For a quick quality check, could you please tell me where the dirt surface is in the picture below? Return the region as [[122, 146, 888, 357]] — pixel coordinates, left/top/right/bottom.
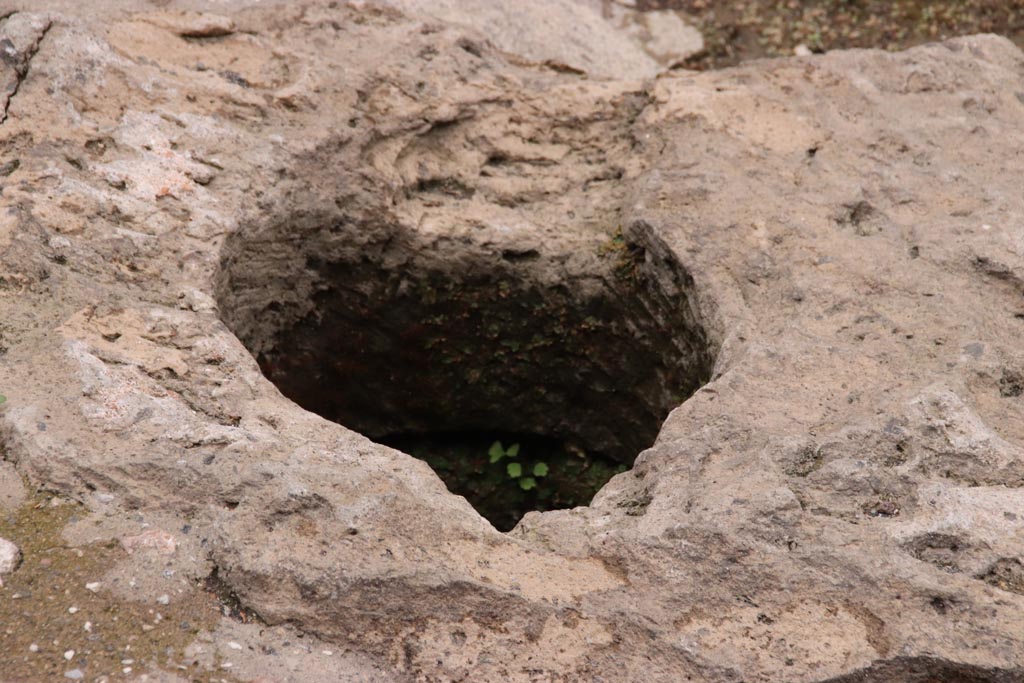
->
[[0, 495, 224, 683], [0, 2, 1023, 682], [641, 0, 1024, 69], [0, 489, 394, 683]]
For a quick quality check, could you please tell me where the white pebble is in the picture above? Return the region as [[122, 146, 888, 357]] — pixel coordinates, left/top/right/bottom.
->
[[29, 643, 38, 652], [0, 537, 20, 575], [122, 667, 132, 674], [84, 622, 92, 632], [64, 649, 75, 660], [157, 594, 170, 605], [85, 582, 102, 592], [228, 641, 242, 650], [322, 650, 333, 656], [68, 606, 79, 614], [64, 669, 84, 680]]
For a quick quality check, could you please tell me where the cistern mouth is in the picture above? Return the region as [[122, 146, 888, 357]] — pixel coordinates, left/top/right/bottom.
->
[[216, 215, 713, 530]]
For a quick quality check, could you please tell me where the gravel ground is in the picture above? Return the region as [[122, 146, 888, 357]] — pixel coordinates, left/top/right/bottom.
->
[[0, 496, 234, 683], [636, 0, 1024, 69]]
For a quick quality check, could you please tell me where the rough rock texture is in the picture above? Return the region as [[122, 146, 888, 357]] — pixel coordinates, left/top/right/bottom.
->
[[382, 0, 703, 78], [380, 0, 653, 79], [584, 0, 704, 69], [0, 1, 1022, 682], [0, 461, 26, 511]]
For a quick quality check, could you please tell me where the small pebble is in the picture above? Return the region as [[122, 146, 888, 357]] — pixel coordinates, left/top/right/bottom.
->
[[0, 537, 20, 577], [84, 622, 92, 632], [64, 669, 84, 680], [68, 606, 79, 614], [121, 529, 177, 555], [228, 642, 242, 650], [157, 594, 170, 605], [64, 649, 75, 660], [85, 582, 102, 592], [29, 643, 38, 652], [122, 667, 132, 674], [48, 235, 72, 250]]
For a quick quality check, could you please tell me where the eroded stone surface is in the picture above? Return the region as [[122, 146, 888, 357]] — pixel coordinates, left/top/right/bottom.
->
[[0, 1, 1022, 681], [380, 0, 700, 79], [0, 460, 27, 511]]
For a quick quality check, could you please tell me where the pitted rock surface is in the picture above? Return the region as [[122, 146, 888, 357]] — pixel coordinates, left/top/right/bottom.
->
[[0, 2, 1022, 682]]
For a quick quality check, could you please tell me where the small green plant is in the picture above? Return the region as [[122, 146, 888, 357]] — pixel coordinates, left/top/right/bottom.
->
[[384, 432, 628, 531], [488, 440, 549, 491], [0, 395, 6, 406], [488, 440, 518, 462]]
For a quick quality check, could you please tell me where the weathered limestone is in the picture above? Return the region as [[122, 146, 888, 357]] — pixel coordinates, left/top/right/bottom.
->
[[0, 1, 1022, 681], [380, 0, 703, 78]]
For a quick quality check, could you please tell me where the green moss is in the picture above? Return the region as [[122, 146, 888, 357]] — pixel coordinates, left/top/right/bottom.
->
[[598, 227, 645, 284]]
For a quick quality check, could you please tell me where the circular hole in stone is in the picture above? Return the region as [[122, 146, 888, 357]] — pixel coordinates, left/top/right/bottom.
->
[[216, 214, 713, 531]]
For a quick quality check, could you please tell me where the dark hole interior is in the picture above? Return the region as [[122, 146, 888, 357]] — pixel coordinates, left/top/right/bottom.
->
[[217, 218, 713, 530], [382, 431, 628, 532]]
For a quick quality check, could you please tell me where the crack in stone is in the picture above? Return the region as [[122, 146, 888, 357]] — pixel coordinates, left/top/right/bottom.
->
[[0, 15, 52, 125]]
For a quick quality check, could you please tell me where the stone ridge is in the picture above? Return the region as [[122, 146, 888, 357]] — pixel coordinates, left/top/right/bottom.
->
[[0, 2, 1022, 682]]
